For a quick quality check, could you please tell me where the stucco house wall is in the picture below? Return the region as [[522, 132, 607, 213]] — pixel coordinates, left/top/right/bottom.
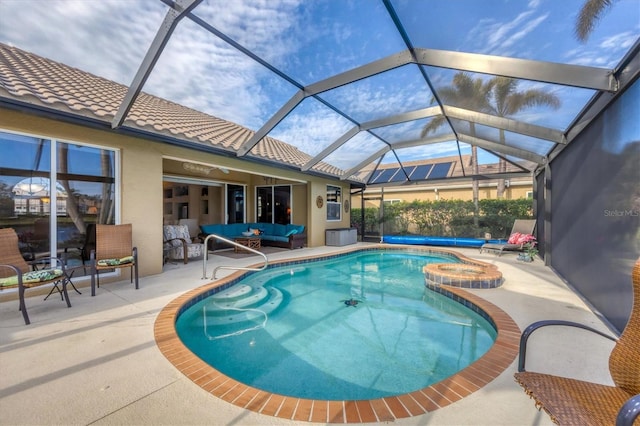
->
[[1, 108, 352, 277]]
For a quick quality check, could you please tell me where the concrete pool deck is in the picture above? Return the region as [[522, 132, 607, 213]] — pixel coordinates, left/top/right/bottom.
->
[[0, 243, 618, 425]]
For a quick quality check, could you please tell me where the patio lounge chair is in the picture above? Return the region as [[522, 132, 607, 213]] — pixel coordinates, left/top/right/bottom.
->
[[90, 224, 139, 296], [0, 228, 71, 325], [479, 219, 536, 256], [514, 257, 640, 425]]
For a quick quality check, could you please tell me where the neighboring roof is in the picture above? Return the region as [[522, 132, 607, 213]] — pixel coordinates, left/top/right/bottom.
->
[[0, 43, 345, 179], [355, 154, 527, 185]]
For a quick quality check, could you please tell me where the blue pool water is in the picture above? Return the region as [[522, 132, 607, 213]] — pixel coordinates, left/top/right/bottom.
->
[[176, 250, 497, 400]]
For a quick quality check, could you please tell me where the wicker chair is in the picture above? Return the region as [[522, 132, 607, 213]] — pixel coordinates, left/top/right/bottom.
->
[[0, 228, 71, 325], [89, 224, 139, 297], [514, 257, 640, 425]]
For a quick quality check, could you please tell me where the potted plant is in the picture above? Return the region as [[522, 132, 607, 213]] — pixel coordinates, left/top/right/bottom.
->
[[518, 239, 538, 262]]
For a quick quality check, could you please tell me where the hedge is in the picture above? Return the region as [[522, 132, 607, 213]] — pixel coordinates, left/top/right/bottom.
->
[[351, 198, 533, 239]]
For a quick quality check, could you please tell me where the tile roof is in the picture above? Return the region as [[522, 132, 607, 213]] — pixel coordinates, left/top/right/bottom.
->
[[0, 43, 344, 178]]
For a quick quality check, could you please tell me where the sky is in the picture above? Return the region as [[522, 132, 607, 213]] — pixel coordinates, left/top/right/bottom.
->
[[0, 0, 638, 173]]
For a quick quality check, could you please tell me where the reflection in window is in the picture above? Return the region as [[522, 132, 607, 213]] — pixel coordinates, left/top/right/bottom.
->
[[327, 185, 341, 221], [227, 184, 245, 224], [0, 131, 117, 269], [256, 185, 291, 225]]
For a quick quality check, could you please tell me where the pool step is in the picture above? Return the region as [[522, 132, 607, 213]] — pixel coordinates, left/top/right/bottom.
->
[[200, 286, 284, 325], [206, 284, 270, 313]]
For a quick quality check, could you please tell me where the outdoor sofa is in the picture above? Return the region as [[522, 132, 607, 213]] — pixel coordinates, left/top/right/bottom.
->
[[200, 222, 306, 251]]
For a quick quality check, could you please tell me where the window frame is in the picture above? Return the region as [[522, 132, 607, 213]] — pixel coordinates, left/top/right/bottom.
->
[[326, 185, 342, 222], [0, 128, 120, 260]]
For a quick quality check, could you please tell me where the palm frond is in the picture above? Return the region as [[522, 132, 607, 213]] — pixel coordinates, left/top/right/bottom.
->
[[575, 0, 616, 42]]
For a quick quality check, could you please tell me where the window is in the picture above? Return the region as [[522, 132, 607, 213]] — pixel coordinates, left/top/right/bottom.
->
[[326, 185, 341, 221], [226, 184, 245, 224], [383, 199, 401, 205], [0, 130, 117, 265], [256, 185, 291, 224]]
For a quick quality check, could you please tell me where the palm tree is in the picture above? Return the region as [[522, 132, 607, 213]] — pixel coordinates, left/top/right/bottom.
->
[[485, 77, 560, 197], [422, 72, 492, 228], [575, 0, 618, 42]]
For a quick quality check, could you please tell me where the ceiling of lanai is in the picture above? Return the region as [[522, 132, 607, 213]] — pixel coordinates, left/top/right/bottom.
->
[[0, 0, 638, 187]]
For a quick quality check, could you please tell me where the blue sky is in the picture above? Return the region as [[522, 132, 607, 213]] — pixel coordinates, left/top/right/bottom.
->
[[0, 0, 638, 172]]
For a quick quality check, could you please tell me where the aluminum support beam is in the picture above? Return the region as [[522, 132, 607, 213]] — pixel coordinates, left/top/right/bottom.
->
[[414, 48, 617, 92], [112, 0, 202, 128], [361, 106, 441, 130], [341, 147, 391, 180], [443, 105, 567, 144], [366, 171, 531, 188], [361, 156, 385, 186], [305, 50, 414, 96], [238, 51, 418, 158], [391, 133, 457, 150], [458, 133, 546, 164], [337, 133, 457, 180], [236, 91, 306, 156], [302, 127, 360, 171], [544, 163, 552, 266], [562, 39, 640, 149], [303, 106, 442, 171]]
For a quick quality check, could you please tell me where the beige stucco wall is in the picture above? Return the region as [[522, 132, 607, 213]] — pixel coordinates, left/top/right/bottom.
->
[[291, 184, 307, 226], [306, 180, 352, 246], [1, 108, 353, 277]]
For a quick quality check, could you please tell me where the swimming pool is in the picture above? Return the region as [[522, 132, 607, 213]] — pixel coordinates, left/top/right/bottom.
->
[[155, 246, 520, 422], [177, 250, 495, 400]]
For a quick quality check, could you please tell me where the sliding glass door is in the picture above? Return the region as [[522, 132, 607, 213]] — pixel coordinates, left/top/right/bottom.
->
[[226, 184, 245, 224], [256, 185, 291, 225], [256, 187, 272, 223]]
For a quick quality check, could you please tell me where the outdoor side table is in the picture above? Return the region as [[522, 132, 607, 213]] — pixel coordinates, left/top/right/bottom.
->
[[233, 236, 261, 253]]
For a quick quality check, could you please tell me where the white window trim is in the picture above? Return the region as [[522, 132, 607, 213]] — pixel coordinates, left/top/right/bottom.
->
[[326, 185, 342, 222]]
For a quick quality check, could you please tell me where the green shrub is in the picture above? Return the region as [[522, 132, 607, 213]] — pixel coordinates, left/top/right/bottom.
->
[[352, 198, 534, 239]]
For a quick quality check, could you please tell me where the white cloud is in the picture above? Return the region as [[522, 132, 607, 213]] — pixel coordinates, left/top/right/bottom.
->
[[395, 141, 461, 163], [0, 0, 165, 84], [472, 8, 549, 57], [269, 103, 354, 156], [564, 30, 638, 68], [323, 132, 388, 170], [0, 0, 306, 129]]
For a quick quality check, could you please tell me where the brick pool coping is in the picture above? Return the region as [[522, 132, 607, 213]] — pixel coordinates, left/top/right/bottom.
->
[[154, 245, 520, 423]]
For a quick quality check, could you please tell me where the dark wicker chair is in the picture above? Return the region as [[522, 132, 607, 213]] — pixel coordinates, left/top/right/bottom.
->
[[0, 228, 71, 325], [90, 224, 139, 296], [514, 257, 640, 425]]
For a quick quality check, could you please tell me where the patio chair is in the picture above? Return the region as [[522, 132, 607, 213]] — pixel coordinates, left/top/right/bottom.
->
[[163, 224, 203, 264], [0, 228, 71, 325], [178, 218, 202, 242], [514, 257, 640, 426], [90, 224, 139, 296], [479, 219, 536, 256]]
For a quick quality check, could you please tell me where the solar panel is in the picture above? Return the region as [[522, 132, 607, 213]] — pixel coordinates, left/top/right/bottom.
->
[[372, 168, 399, 183], [389, 166, 415, 182], [367, 169, 384, 183], [428, 162, 452, 179], [410, 164, 433, 180]]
